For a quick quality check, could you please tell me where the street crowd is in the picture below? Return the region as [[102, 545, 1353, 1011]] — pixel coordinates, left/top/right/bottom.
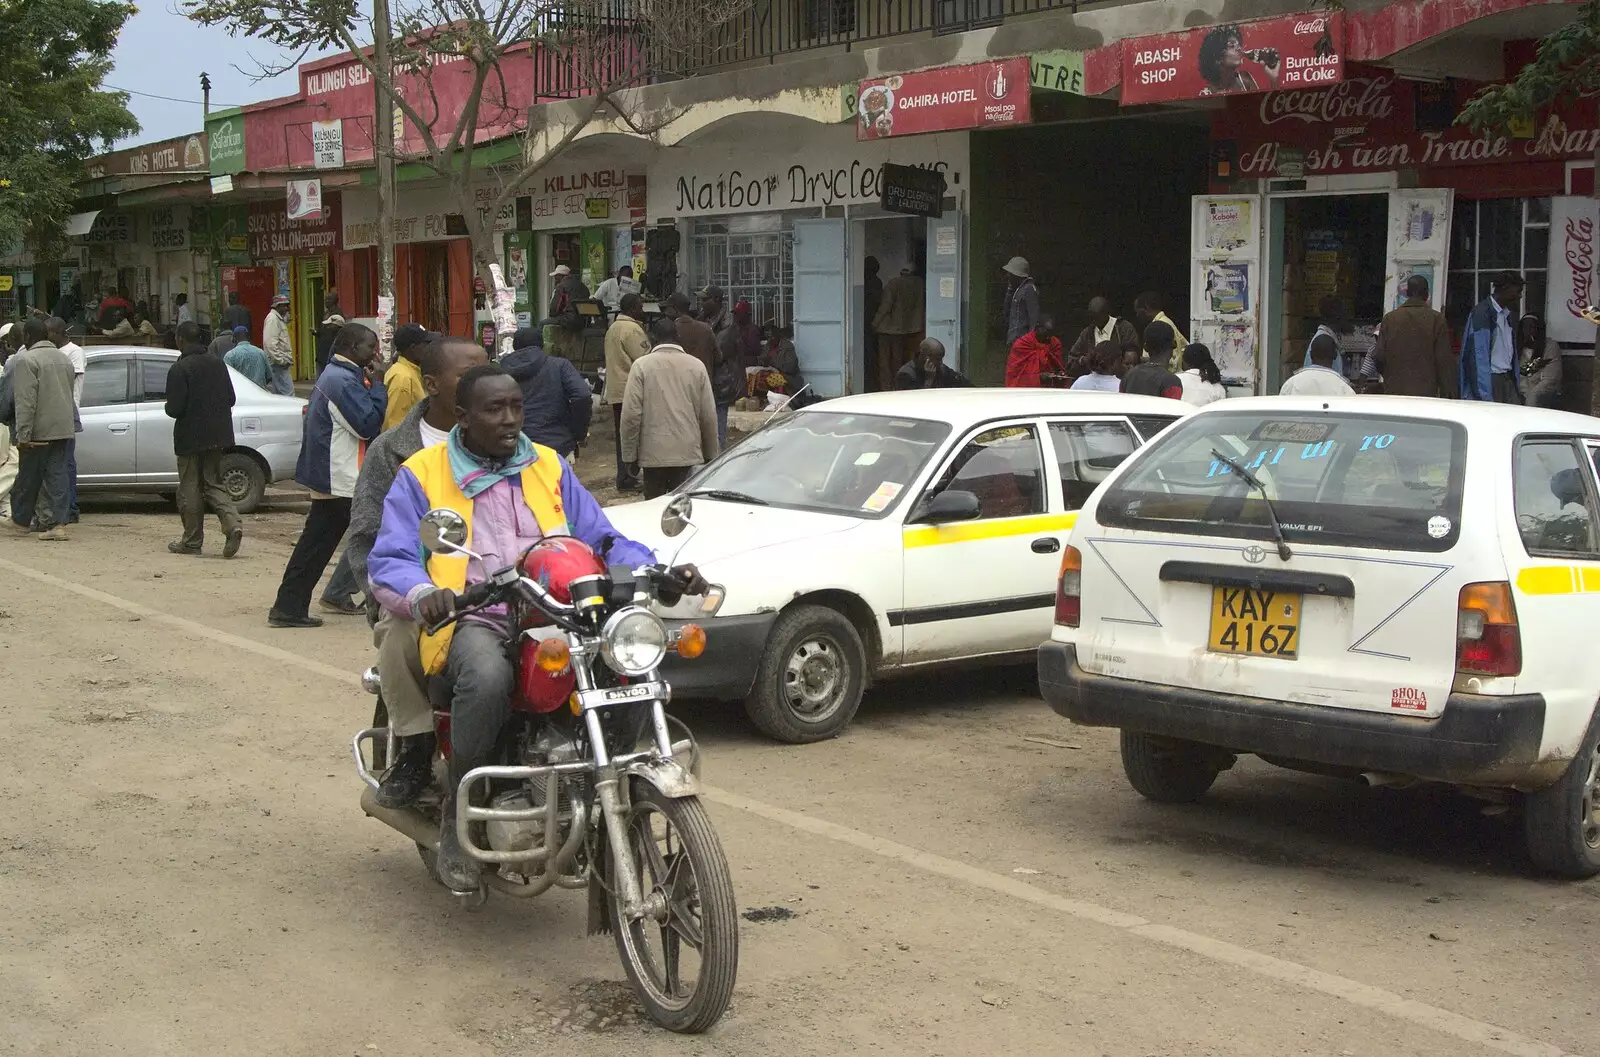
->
[[0, 260, 1575, 599], [996, 257, 1564, 408]]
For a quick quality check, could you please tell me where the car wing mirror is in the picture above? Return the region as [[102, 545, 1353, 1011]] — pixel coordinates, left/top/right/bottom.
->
[[913, 489, 982, 525]]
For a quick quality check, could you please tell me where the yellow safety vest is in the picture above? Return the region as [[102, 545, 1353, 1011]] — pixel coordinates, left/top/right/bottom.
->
[[402, 442, 570, 674]]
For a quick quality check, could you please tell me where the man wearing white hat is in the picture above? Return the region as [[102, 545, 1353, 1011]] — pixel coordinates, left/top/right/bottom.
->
[[262, 293, 295, 395], [1003, 256, 1039, 348], [544, 263, 590, 363]]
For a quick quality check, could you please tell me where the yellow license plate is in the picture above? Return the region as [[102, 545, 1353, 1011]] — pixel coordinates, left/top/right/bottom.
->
[[1208, 586, 1300, 659]]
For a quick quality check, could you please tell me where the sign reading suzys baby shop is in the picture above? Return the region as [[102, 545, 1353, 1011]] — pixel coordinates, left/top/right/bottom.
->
[[857, 58, 1030, 140], [1122, 12, 1344, 106]]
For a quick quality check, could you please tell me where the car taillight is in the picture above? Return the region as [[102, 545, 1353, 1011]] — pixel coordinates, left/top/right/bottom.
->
[[1456, 581, 1520, 677], [1055, 545, 1082, 627]]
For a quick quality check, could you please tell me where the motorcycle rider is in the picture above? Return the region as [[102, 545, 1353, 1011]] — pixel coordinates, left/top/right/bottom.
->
[[345, 336, 488, 810], [366, 363, 705, 892]]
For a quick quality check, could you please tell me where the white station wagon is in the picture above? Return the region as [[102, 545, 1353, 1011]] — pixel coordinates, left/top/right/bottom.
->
[[605, 388, 1190, 743], [1041, 396, 1600, 877]]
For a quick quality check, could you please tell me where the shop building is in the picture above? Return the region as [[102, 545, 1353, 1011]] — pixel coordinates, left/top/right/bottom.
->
[[530, 0, 1596, 394]]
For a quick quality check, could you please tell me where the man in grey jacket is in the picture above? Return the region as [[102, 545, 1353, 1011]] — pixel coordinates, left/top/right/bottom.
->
[[6, 317, 77, 540], [344, 336, 486, 808], [620, 316, 720, 499]]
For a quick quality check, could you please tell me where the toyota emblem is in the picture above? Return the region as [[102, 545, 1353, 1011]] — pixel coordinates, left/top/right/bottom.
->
[[1242, 544, 1267, 564]]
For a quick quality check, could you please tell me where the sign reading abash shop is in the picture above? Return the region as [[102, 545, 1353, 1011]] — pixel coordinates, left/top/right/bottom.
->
[[1122, 12, 1343, 106], [652, 126, 967, 220], [857, 58, 1030, 140]]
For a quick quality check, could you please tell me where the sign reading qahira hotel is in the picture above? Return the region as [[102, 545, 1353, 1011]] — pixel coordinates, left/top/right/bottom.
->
[[1121, 13, 1344, 106], [857, 58, 1030, 140]]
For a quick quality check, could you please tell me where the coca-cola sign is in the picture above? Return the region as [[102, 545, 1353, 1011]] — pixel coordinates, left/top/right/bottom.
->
[[1215, 63, 1600, 179], [1258, 76, 1395, 126], [1550, 197, 1599, 344], [1121, 12, 1344, 107]]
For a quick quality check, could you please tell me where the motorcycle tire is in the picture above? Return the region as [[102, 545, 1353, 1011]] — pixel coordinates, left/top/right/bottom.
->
[[609, 780, 739, 1033]]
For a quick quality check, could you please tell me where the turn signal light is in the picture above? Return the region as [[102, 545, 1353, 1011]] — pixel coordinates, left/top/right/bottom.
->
[[1456, 581, 1520, 677], [535, 636, 572, 673], [1055, 545, 1083, 627], [675, 623, 707, 659]]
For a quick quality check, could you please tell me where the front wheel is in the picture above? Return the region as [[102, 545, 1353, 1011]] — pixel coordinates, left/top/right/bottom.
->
[[743, 604, 866, 743], [609, 782, 739, 1033]]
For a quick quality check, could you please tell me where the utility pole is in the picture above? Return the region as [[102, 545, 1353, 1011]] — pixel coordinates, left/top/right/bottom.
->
[[372, 0, 398, 361], [200, 72, 211, 121]]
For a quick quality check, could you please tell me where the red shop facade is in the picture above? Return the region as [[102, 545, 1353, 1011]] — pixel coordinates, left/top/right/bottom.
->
[[1196, 60, 1598, 398]]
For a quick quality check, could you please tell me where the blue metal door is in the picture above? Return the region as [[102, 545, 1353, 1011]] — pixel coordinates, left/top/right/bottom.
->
[[924, 213, 963, 371], [791, 218, 847, 398]]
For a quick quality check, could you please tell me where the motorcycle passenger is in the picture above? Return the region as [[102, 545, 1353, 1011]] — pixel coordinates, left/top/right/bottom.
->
[[366, 364, 704, 892], [345, 336, 488, 810]]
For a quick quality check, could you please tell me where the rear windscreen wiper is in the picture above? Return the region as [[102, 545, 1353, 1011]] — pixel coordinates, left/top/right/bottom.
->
[[1211, 448, 1293, 561]]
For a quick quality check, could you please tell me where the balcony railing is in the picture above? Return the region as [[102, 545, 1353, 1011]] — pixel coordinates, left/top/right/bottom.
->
[[537, 0, 1084, 97]]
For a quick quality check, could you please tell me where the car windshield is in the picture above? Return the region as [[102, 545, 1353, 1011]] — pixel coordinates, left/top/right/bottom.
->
[[1098, 411, 1467, 552], [687, 411, 951, 518]]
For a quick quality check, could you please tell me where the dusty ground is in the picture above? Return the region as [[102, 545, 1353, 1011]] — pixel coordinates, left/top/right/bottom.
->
[[2, 435, 1597, 1056]]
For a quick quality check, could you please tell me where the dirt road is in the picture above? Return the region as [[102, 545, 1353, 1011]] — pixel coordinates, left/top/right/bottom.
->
[[1, 499, 1595, 1057]]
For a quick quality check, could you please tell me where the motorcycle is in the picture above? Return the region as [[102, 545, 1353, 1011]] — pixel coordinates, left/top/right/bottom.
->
[[352, 496, 738, 1033]]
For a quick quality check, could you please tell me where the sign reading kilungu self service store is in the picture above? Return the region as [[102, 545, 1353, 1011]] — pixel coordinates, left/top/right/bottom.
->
[[858, 58, 1031, 140], [1121, 12, 1344, 106]]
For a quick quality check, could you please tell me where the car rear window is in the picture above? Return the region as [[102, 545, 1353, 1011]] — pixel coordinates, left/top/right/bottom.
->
[[1098, 411, 1467, 552]]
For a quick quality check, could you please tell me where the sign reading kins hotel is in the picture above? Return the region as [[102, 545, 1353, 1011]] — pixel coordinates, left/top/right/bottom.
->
[[857, 58, 1031, 141]]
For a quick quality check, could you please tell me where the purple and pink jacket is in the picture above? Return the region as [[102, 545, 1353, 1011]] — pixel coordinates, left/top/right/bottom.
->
[[367, 452, 656, 633]]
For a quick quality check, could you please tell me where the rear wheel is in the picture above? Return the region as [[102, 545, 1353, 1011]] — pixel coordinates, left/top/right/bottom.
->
[[1523, 711, 1600, 878], [1120, 731, 1223, 803], [610, 782, 738, 1033], [219, 451, 267, 513], [743, 605, 866, 743]]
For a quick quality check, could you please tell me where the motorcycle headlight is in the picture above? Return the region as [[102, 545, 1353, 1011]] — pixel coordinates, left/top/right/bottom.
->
[[600, 606, 668, 676]]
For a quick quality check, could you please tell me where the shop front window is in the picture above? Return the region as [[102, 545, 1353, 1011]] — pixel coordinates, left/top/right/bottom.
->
[[685, 214, 794, 327], [1447, 198, 1549, 335]]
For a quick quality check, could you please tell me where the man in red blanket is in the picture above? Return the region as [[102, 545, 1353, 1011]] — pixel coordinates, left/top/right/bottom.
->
[[1005, 316, 1064, 388]]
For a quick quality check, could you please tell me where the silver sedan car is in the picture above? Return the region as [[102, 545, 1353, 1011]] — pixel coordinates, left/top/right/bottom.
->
[[76, 346, 306, 513]]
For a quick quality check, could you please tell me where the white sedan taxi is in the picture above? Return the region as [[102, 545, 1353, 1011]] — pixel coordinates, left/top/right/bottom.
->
[[1041, 396, 1600, 877], [604, 388, 1189, 743]]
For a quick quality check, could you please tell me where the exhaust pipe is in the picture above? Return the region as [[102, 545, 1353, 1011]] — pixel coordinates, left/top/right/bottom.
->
[[360, 786, 438, 850], [1359, 772, 1417, 789]]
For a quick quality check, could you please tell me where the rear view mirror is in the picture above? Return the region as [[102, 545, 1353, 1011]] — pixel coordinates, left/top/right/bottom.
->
[[915, 489, 981, 525], [419, 508, 469, 554], [661, 494, 694, 538]]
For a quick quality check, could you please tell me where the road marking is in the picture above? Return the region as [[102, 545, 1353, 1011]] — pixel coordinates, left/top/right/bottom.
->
[[1, 552, 1577, 1057], [0, 554, 359, 687]]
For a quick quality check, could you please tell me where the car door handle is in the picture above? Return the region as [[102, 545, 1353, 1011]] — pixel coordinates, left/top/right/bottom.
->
[[1031, 537, 1060, 553], [107, 423, 131, 434]]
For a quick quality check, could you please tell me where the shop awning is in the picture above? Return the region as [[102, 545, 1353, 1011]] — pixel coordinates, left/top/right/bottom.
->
[[64, 210, 101, 237]]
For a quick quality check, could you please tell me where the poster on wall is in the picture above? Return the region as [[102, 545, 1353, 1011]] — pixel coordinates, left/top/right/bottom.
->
[[1215, 322, 1255, 384], [287, 179, 325, 221], [312, 120, 345, 169], [857, 58, 1030, 140], [1122, 12, 1343, 106], [1202, 199, 1253, 252], [1393, 264, 1436, 310], [1205, 262, 1252, 314], [1550, 196, 1598, 344]]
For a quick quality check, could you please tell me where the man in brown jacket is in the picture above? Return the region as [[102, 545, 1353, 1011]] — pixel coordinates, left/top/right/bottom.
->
[[5, 316, 78, 540], [603, 293, 650, 491], [1370, 275, 1456, 398], [620, 316, 720, 499]]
